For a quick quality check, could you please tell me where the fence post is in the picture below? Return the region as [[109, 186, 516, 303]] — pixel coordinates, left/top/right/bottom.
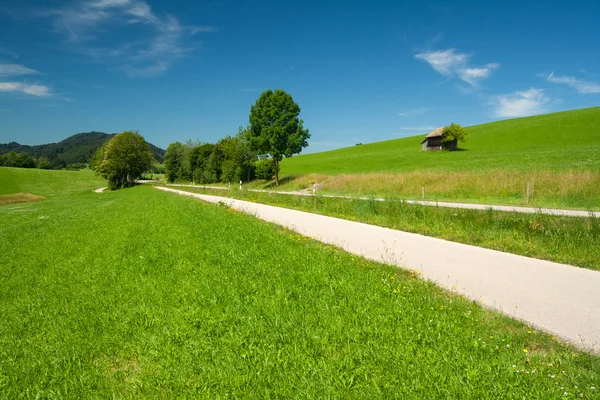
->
[[422, 186, 425, 199]]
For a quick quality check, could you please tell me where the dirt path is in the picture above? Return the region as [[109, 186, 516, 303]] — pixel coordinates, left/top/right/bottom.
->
[[156, 186, 600, 352], [164, 183, 600, 218]]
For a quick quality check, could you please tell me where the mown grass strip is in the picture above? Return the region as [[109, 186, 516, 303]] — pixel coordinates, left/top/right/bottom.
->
[[174, 186, 600, 271], [1, 185, 598, 398]]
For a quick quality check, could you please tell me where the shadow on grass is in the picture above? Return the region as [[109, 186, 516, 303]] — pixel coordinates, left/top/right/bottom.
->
[[263, 175, 298, 189]]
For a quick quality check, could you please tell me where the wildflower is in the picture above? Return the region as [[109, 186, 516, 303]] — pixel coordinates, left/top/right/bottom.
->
[[523, 349, 529, 353], [528, 330, 532, 334]]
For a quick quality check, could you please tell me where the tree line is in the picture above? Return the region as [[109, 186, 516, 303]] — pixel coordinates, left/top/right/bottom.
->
[[165, 89, 310, 185], [0, 152, 55, 169], [164, 127, 275, 184]]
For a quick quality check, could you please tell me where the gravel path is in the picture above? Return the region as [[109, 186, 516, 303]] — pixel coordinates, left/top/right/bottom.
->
[[156, 186, 600, 352], [164, 183, 600, 218]]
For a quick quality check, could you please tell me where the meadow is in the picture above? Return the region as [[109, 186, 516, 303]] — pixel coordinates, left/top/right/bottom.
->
[[1, 168, 599, 398], [271, 107, 600, 209]]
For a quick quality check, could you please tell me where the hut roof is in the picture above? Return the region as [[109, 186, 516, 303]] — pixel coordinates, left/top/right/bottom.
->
[[420, 127, 444, 144], [425, 127, 443, 138]]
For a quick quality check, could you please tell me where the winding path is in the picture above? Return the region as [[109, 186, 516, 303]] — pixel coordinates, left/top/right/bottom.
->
[[156, 186, 600, 352]]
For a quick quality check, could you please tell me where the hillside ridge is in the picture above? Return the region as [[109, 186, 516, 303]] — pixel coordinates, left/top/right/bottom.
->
[[0, 131, 165, 169]]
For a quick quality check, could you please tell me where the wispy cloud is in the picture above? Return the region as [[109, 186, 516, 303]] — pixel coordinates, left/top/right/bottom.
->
[[397, 107, 429, 117], [544, 72, 600, 94], [0, 82, 52, 97], [0, 63, 40, 77], [415, 49, 499, 86], [0, 47, 19, 59], [0, 62, 59, 98], [492, 88, 550, 118], [43, 0, 213, 77]]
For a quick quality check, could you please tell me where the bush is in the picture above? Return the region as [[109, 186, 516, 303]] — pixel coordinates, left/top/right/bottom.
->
[[255, 158, 275, 180]]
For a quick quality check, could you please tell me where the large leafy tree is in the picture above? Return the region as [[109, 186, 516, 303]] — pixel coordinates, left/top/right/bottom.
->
[[441, 123, 468, 150], [96, 131, 153, 189], [248, 89, 310, 185], [164, 142, 187, 183]]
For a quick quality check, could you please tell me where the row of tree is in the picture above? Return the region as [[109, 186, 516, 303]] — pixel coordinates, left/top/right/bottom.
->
[[165, 89, 310, 185], [84, 89, 310, 190], [0, 152, 53, 169], [164, 128, 274, 184]]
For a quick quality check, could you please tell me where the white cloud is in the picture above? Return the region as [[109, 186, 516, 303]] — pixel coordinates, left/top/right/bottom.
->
[[44, 0, 212, 77], [545, 72, 600, 94], [415, 49, 499, 86], [0, 82, 52, 97], [493, 88, 549, 118], [415, 49, 468, 76], [397, 107, 429, 117], [0, 64, 39, 77], [457, 63, 499, 86]]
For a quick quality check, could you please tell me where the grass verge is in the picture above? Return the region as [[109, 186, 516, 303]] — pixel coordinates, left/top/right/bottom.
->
[[174, 186, 600, 271], [1, 185, 598, 397]]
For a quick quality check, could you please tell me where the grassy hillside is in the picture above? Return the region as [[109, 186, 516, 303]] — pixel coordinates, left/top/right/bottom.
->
[[271, 107, 600, 208], [0, 169, 598, 397], [0, 167, 105, 198], [282, 107, 600, 176]]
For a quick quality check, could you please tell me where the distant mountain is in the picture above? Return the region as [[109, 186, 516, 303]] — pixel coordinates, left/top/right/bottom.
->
[[0, 132, 165, 169]]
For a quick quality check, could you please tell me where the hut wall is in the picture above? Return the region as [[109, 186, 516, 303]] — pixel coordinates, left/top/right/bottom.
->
[[422, 137, 442, 151]]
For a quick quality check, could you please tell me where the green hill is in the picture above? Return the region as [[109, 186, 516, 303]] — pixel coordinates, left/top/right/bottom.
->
[[0, 132, 165, 169], [282, 107, 600, 176]]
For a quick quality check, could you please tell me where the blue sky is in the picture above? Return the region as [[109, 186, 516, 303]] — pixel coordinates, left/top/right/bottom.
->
[[1, 0, 599, 152]]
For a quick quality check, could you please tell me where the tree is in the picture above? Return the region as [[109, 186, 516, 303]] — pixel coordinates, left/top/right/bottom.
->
[[248, 89, 310, 185], [164, 142, 187, 183], [255, 158, 274, 180], [96, 131, 153, 189], [189, 143, 215, 184], [37, 157, 51, 169], [441, 123, 468, 151]]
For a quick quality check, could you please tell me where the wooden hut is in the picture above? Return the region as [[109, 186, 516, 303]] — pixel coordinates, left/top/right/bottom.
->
[[421, 127, 443, 151], [421, 127, 457, 151]]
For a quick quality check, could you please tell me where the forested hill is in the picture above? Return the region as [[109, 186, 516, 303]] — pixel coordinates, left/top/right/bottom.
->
[[0, 132, 165, 169]]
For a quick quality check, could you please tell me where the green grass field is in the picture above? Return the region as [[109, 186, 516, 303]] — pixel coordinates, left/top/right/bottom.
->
[[0, 167, 105, 197], [269, 107, 600, 209], [1, 169, 599, 398], [283, 107, 600, 175]]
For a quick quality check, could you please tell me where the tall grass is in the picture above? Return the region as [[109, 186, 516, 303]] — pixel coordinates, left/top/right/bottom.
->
[[316, 169, 600, 209]]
